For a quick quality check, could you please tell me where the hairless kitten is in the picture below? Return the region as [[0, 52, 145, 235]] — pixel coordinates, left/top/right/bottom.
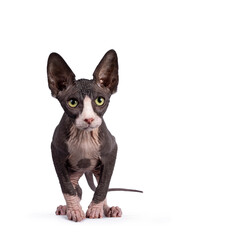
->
[[47, 50, 142, 222]]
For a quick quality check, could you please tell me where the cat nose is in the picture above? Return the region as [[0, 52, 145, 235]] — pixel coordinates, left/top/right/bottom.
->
[[84, 118, 94, 124]]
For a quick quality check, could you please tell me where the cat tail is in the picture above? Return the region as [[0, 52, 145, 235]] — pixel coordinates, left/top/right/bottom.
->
[[85, 172, 96, 191], [85, 172, 143, 193]]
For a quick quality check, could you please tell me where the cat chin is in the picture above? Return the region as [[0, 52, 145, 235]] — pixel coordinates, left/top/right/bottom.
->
[[75, 124, 100, 132]]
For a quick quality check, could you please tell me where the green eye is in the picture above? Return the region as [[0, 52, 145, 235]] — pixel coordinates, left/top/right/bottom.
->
[[95, 97, 105, 106], [68, 99, 78, 108]]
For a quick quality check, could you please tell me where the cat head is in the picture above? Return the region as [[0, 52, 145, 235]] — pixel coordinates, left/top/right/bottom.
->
[[47, 50, 119, 131]]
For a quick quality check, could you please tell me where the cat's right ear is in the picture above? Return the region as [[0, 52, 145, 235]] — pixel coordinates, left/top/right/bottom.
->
[[47, 53, 76, 97]]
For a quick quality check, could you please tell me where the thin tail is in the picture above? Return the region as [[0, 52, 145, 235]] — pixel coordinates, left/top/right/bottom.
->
[[108, 188, 143, 193], [85, 172, 96, 191], [85, 172, 143, 193]]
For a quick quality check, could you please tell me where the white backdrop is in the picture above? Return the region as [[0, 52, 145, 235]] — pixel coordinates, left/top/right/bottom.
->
[[0, 0, 240, 239]]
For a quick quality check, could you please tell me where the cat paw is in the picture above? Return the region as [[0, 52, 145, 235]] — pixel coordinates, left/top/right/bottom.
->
[[104, 206, 122, 217], [55, 205, 67, 215], [66, 207, 85, 222], [86, 202, 104, 219]]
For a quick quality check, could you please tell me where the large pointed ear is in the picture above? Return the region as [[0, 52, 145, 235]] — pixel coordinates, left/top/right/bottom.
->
[[93, 49, 119, 94], [47, 53, 76, 97]]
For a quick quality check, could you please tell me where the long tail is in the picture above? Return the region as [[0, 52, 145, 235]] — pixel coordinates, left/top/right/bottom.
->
[[85, 172, 143, 193], [108, 188, 143, 193], [85, 172, 96, 191]]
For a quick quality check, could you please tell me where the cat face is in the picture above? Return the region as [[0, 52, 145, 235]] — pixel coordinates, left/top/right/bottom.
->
[[57, 79, 111, 130], [47, 50, 118, 131]]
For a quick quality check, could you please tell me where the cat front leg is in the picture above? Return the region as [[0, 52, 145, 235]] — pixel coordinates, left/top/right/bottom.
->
[[63, 193, 85, 222], [86, 147, 121, 218], [52, 144, 85, 222]]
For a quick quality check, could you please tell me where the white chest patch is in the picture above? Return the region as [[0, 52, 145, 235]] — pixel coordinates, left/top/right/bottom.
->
[[67, 125, 100, 172]]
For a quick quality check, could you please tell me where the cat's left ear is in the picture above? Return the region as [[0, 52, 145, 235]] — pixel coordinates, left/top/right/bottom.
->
[[93, 49, 119, 94]]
